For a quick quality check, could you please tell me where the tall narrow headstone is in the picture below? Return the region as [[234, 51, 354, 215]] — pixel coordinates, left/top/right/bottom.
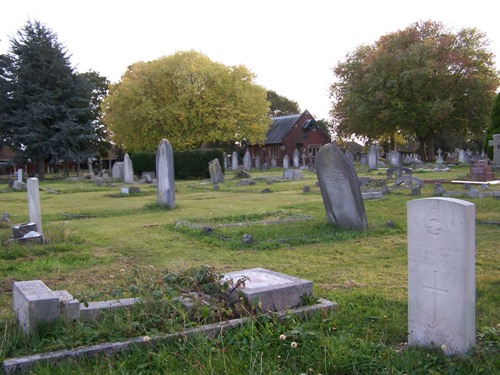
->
[[231, 151, 238, 171], [88, 158, 93, 176], [368, 145, 378, 170], [243, 150, 251, 171], [408, 197, 475, 355], [316, 144, 368, 230], [436, 148, 444, 164], [123, 154, 134, 184], [156, 139, 175, 208], [27, 178, 42, 233], [17, 169, 23, 182], [293, 149, 300, 168], [255, 155, 261, 170], [458, 149, 466, 164], [283, 155, 290, 169], [223, 152, 228, 170]]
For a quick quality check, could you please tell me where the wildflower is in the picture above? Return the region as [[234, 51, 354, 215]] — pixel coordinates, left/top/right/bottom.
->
[[440, 344, 447, 351], [143, 335, 150, 342], [149, 265, 154, 269], [120, 269, 125, 272], [279, 334, 286, 340], [291, 341, 297, 348], [109, 275, 115, 279]]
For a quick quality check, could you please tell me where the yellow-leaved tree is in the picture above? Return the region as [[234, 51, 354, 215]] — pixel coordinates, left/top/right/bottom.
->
[[101, 50, 271, 151]]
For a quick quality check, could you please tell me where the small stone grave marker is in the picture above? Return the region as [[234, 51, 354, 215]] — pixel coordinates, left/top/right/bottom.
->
[[407, 197, 475, 355]]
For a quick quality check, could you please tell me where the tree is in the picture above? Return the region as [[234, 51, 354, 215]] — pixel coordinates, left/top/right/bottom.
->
[[267, 90, 300, 117], [484, 92, 500, 159], [102, 50, 271, 151], [2, 20, 106, 178], [330, 21, 499, 160]]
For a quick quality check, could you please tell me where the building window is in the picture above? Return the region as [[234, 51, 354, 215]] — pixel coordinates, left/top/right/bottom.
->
[[308, 144, 321, 158], [269, 147, 279, 159]]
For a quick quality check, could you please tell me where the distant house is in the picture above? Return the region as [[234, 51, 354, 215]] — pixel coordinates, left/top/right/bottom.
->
[[249, 110, 331, 167]]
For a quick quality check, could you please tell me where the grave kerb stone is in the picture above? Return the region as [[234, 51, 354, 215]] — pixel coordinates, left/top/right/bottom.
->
[[407, 197, 475, 355]]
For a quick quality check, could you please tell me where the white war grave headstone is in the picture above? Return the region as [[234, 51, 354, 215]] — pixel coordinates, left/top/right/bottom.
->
[[315, 143, 368, 230], [27, 178, 42, 233], [488, 133, 500, 167], [156, 139, 176, 208], [408, 197, 475, 355], [283, 154, 290, 169], [123, 154, 134, 184], [231, 151, 238, 171]]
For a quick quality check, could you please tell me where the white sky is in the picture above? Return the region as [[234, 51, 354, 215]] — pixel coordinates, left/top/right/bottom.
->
[[1, 0, 499, 120]]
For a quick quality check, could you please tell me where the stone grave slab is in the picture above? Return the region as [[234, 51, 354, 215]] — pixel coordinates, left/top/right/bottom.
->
[[223, 268, 313, 311], [13, 280, 59, 335]]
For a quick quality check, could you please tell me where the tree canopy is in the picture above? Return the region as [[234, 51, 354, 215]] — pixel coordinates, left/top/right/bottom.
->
[[484, 92, 500, 159], [267, 90, 300, 117], [1, 20, 108, 178], [330, 20, 499, 160], [102, 50, 271, 151]]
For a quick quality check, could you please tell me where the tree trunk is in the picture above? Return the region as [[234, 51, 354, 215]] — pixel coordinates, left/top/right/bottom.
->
[[417, 135, 435, 161], [37, 158, 46, 180]]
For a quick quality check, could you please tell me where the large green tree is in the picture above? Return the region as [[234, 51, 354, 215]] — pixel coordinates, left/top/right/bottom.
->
[[484, 92, 500, 159], [102, 50, 271, 151], [330, 21, 499, 160], [267, 90, 300, 117], [2, 20, 108, 178]]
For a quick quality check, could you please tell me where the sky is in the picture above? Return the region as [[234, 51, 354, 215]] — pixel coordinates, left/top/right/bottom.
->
[[1, 0, 499, 120]]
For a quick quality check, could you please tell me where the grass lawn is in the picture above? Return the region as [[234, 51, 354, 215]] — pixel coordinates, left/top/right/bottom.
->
[[0, 165, 499, 374]]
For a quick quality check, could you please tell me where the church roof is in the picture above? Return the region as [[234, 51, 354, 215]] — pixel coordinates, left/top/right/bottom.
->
[[265, 113, 302, 144]]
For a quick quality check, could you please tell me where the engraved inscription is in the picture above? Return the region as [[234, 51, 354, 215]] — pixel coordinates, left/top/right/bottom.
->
[[426, 208, 442, 238]]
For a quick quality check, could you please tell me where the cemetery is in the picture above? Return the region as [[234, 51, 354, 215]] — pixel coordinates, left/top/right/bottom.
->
[[0, 150, 499, 374]]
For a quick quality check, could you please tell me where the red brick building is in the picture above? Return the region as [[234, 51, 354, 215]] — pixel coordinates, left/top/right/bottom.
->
[[249, 110, 331, 167]]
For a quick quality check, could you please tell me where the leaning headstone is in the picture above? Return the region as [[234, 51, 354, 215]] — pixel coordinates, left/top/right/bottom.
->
[[208, 158, 224, 184], [293, 148, 300, 168], [123, 154, 134, 184], [488, 134, 500, 167], [156, 139, 176, 208], [368, 145, 378, 170], [243, 150, 251, 171], [408, 197, 475, 355], [315, 143, 368, 230], [283, 155, 290, 169], [111, 162, 124, 179], [231, 151, 238, 171], [27, 178, 42, 233]]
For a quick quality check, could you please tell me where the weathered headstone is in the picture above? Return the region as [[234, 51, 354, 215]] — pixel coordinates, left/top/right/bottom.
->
[[436, 148, 444, 164], [315, 143, 368, 230], [360, 154, 368, 166], [458, 149, 467, 164], [87, 158, 93, 176], [271, 157, 277, 168], [123, 154, 134, 184], [408, 197, 475, 355], [208, 158, 224, 184], [388, 150, 401, 167], [243, 150, 251, 171], [156, 139, 175, 208], [111, 162, 124, 179], [344, 150, 355, 165], [27, 178, 42, 233], [368, 145, 378, 170], [255, 156, 261, 170], [231, 151, 238, 171], [17, 169, 23, 182], [283, 155, 290, 169], [488, 134, 500, 167], [293, 148, 300, 168], [223, 152, 228, 170]]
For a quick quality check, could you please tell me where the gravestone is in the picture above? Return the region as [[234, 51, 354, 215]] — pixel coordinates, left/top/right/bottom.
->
[[111, 162, 124, 179], [293, 148, 300, 168], [368, 145, 378, 170], [243, 150, 251, 171], [27, 178, 42, 233], [315, 143, 368, 230], [458, 149, 467, 164], [283, 155, 290, 169], [156, 139, 175, 208], [17, 169, 23, 182], [208, 158, 224, 184], [255, 156, 261, 170], [223, 152, 228, 170], [224, 268, 313, 311], [231, 151, 238, 171], [488, 134, 500, 167], [408, 197, 475, 355], [388, 150, 401, 167], [123, 154, 134, 184], [360, 154, 368, 166], [344, 150, 355, 165], [436, 148, 444, 164], [470, 160, 495, 181], [87, 158, 93, 176], [271, 157, 277, 168]]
